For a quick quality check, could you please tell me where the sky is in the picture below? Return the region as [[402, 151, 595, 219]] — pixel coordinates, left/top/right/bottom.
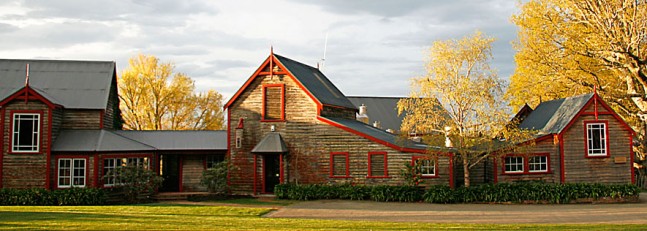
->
[[0, 0, 520, 100]]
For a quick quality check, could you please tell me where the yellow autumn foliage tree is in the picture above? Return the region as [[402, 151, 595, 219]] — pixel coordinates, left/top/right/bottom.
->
[[398, 31, 535, 187], [119, 54, 224, 130]]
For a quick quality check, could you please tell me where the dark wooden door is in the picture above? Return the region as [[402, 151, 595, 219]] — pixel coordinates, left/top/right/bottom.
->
[[264, 155, 281, 193], [160, 154, 180, 192]]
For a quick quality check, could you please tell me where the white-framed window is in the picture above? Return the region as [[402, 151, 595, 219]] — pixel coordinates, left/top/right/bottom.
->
[[12, 113, 40, 152], [58, 158, 86, 188], [586, 122, 607, 156], [414, 158, 436, 177], [103, 157, 150, 186], [528, 156, 548, 173], [504, 156, 524, 173]]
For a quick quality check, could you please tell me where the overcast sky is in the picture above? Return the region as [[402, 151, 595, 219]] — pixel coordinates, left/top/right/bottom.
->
[[0, 0, 520, 100]]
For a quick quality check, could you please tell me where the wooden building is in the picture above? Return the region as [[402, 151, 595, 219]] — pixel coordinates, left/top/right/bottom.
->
[[224, 52, 454, 195], [0, 59, 225, 192], [493, 93, 635, 184]]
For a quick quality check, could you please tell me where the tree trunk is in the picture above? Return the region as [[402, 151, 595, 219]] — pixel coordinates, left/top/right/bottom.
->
[[463, 156, 470, 188]]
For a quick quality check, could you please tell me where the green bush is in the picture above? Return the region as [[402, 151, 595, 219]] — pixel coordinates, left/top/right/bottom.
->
[[275, 182, 640, 204], [104, 166, 163, 203], [200, 161, 229, 194], [0, 188, 107, 205]]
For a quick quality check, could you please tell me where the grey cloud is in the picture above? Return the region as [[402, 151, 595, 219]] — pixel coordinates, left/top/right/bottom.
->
[[0, 21, 116, 50]]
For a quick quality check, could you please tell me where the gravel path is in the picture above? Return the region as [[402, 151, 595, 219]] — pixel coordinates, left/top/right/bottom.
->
[[264, 193, 647, 224]]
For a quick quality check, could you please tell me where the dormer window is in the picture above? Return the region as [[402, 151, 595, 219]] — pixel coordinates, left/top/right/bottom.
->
[[12, 113, 40, 152]]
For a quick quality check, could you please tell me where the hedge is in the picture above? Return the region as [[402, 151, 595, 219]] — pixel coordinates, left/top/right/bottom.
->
[[0, 188, 107, 205], [275, 182, 640, 204]]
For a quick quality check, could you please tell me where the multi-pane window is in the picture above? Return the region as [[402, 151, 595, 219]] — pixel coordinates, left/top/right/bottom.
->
[[504, 156, 524, 173], [12, 113, 40, 152], [330, 152, 349, 177], [263, 85, 284, 121], [586, 122, 607, 156], [528, 156, 548, 172], [58, 158, 86, 188], [103, 157, 150, 186], [206, 155, 225, 169], [368, 152, 387, 177], [414, 158, 436, 177]]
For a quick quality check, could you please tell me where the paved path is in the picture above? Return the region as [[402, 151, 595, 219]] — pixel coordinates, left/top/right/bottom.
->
[[265, 193, 647, 224]]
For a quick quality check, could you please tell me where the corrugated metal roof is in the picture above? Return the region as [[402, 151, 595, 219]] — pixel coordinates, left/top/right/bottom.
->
[[323, 117, 429, 151], [347, 96, 404, 132], [53, 130, 156, 152], [275, 55, 356, 109], [53, 129, 227, 152], [251, 132, 288, 153], [0, 59, 115, 109], [114, 130, 227, 151], [519, 93, 593, 134]]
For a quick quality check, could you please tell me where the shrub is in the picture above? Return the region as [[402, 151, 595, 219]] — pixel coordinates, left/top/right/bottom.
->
[[0, 188, 107, 205], [200, 161, 229, 194], [104, 166, 163, 203]]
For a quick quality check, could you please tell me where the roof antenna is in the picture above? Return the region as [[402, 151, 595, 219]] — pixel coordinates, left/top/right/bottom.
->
[[319, 33, 328, 71]]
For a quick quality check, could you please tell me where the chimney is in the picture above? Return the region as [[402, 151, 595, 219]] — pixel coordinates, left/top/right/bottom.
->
[[356, 103, 369, 124], [444, 126, 453, 148], [372, 121, 381, 129]]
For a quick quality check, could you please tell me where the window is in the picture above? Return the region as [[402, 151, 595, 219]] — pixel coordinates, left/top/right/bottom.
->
[[503, 154, 549, 174], [368, 152, 388, 177], [528, 156, 548, 173], [412, 157, 436, 177], [103, 157, 150, 186], [330, 152, 349, 177], [586, 122, 608, 157], [262, 84, 284, 121], [12, 113, 40, 152], [206, 155, 225, 169], [504, 156, 524, 173], [58, 158, 86, 188]]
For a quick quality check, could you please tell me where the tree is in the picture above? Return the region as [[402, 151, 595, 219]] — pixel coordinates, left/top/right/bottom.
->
[[119, 54, 225, 130], [508, 0, 646, 119], [398, 31, 534, 187]]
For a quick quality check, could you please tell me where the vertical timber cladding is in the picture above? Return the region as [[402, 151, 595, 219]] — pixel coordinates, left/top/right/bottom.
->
[[2, 101, 49, 189], [562, 103, 632, 184]]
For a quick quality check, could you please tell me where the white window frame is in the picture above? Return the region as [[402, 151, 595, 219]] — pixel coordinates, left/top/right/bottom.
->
[[586, 122, 607, 156], [528, 156, 548, 173], [102, 157, 150, 187], [414, 158, 436, 177], [58, 158, 86, 188], [504, 156, 524, 173], [12, 113, 40, 152]]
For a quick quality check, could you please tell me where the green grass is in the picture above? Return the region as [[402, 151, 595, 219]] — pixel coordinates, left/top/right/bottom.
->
[[0, 205, 643, 230]]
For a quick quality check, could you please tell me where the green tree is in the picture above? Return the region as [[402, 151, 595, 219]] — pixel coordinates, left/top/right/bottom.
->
[[398, 31, 534, 187], [119, 54, 225, 130]]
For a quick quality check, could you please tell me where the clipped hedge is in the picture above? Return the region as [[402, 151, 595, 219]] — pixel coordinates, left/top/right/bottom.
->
[[0, 188, 107, 206], [275, 182, 640, 204]]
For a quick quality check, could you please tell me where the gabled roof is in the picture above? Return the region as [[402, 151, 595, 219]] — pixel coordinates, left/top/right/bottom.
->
[[320, 116, 429, 152], [224, 53, 356, 110], [274, 55, 356, 109], [0, 59, 116, 109], [113, 130, 227, 151], [251, 132, 288, 153], [519, 93, 593, 134], [347, 96, 404, 132], [53, 129, 227, 152]]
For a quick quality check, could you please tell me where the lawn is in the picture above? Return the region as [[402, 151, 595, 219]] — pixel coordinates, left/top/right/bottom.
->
[[0, 205, 642, 230]]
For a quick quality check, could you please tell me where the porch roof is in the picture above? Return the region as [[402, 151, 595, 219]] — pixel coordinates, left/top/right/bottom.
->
[[251, 132, 288, 153]]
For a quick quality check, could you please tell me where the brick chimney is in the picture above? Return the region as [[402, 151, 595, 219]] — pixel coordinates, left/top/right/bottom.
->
[[356, 103, 369, 124]]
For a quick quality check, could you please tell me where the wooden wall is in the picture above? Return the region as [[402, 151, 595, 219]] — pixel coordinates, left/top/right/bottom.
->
[[181, 155, 207, 192], [61, 109, 102, 129]]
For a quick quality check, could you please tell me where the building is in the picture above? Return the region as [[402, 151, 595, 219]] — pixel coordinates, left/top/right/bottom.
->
[[0, 59, 225, 192], [493, 93, 635, 184], [223, 52, 454, 194]]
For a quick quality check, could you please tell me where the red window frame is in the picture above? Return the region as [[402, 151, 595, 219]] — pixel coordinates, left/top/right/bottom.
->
[[583, 120, 610, 158], [329, 152, 350, 178], [54, 155, 89, 189], [261, 84, 285, 122], [501, 153, 551, 175], [367, 151, 389, 178], [411, 156, 439, 178], [9, 110, 44, 154]]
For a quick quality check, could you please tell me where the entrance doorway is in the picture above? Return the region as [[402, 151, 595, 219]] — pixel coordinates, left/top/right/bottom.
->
[[263, 155, 281, 193], [159, 154, 180, 192]]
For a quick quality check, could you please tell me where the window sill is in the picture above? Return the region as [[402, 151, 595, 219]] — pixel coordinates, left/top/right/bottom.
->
[[585, 154, 610, 159], [502, 171, 552, 175], [8, 151, 42, 154]]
